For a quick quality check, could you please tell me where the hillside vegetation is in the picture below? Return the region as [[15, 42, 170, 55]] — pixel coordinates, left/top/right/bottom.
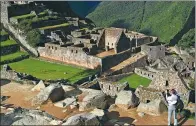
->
[[177, 28, 195, 49], [87, 1, 195, 43]]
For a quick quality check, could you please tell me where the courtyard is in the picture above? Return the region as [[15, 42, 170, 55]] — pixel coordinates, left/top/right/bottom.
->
[[9, 58, 97, 83], [118, 73, 151, 89]]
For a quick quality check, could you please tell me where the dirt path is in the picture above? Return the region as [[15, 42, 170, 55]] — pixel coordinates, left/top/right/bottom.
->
[[1, 80, 194, 125], [107, 107, 195, 125]]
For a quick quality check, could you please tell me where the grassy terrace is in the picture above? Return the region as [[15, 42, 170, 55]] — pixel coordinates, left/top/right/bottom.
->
[[39, 23, 69, 30], [13, 13, 35, 19], [0, 30, 8, 36], [1, 51, 29, 62], [9, 58, 97, 83], [0, 40, 17, 47], [118, 74, 151, 89]]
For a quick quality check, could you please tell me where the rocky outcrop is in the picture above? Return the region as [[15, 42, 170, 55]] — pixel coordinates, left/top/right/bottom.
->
[[1, 107, 62, 125], [54, 97, 77, 108], [115, 91, 139, 110], [1, 64, 39, 84], [90, 108, 107, 122], [31, 80, 46, 92], [137, 99, 167, 116], [62, 113, 101, 125], [32, 84, 65, 105], [78, 88, 107, 111]]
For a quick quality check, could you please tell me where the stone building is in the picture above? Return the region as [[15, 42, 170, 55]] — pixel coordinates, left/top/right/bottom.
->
[[125, 31, 157, 48], [38, 41, 102, 69], [141, 43, 166, 62], [97, 27, 131, 53], [98, 80, 129, 97]]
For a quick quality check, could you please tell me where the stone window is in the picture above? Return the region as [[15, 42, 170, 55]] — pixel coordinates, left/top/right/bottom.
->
[[51, 46, 53, 49], [112, 43, 113, 46], [148, 74, 149, 77], [76, 50, 78, 53], [108, 43, 109, 45], [150, 48, 152, 51], [146, 100, 150, 103], [165, 80, 169, 86], [152, 75, 153, 78], [109, 85, 110, 90], [116, 87, 118, 91], [160, 48, 161, 50], [141, 71, 142, 74], [71, 50, 73, 53], [101, 84, 103, 88], [55, 47, 57, 50], [48, 46, 50, 49]]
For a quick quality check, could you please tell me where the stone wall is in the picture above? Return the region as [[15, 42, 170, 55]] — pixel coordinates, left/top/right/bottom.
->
[[0, 34, 9, 42], [40, 24, 76, 36], [148, 70, 190, 105], [2, 23, 39, 56], [110, 54, 148, 75], [134, 68, 156, 80], [38, 43, 102, 69], [1, 44, 19, 56], [135, 86, 162, 103], [141, 44, 165, 61], [98, 80, 129, 97], [1, 1, 10, 23], [102, 49, 132, 72], [115, 33, 131, 53]]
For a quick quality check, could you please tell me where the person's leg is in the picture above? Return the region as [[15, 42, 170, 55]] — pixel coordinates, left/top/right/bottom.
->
[[168, 107, 173, 126], [174, 109, 178, 126]]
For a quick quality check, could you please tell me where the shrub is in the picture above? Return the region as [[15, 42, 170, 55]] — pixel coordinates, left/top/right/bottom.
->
[[26, 29, 41, 47]]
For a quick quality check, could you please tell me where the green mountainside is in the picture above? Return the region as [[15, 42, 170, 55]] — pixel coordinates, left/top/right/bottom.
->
[[87, 1, 195, 43]]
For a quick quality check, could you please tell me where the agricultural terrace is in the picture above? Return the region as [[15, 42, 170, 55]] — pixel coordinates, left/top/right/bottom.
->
[[1, 52, 29, 62], [39, 23, 70, 30], [12, 13, 36, 20], [9, 58, 97, 83], [0, 40, 17, 47], [118, 73, 151, 89], [0, 30, 8, 36]]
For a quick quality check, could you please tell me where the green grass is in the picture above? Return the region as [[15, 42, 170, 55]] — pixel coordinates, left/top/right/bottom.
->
[[0, 40, 17, 47], [39, 23, 70, 30], [9, 58, 97, 83], [1, 51, 29, 62], [13, 13, 35, 20], [118, 74, 151, 89], [0, 30, 8, 36]]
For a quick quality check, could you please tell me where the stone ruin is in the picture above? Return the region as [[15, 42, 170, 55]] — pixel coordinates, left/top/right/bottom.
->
[[38, 27, 157, 71]]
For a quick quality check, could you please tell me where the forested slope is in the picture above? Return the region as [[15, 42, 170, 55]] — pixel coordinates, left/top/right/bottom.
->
[[87, 1, 195, 43]]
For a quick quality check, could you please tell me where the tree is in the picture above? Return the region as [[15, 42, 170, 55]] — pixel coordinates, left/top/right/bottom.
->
[[26, 29, 41, 47], [178, 29, 195, 49]]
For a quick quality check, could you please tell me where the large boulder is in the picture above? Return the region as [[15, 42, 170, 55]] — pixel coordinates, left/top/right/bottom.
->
[[115, 91, 139, 110], [78, 88, 107, 111], [31, 80, 46, 92], [54, 97, 77, 108], [32, 84, 65, 105], [62, 113, 101, 125], [0, 107, 62, 125], [90, 108, 107, 122], [62, 85, 82, 98], [137, 99, 167, 116]]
